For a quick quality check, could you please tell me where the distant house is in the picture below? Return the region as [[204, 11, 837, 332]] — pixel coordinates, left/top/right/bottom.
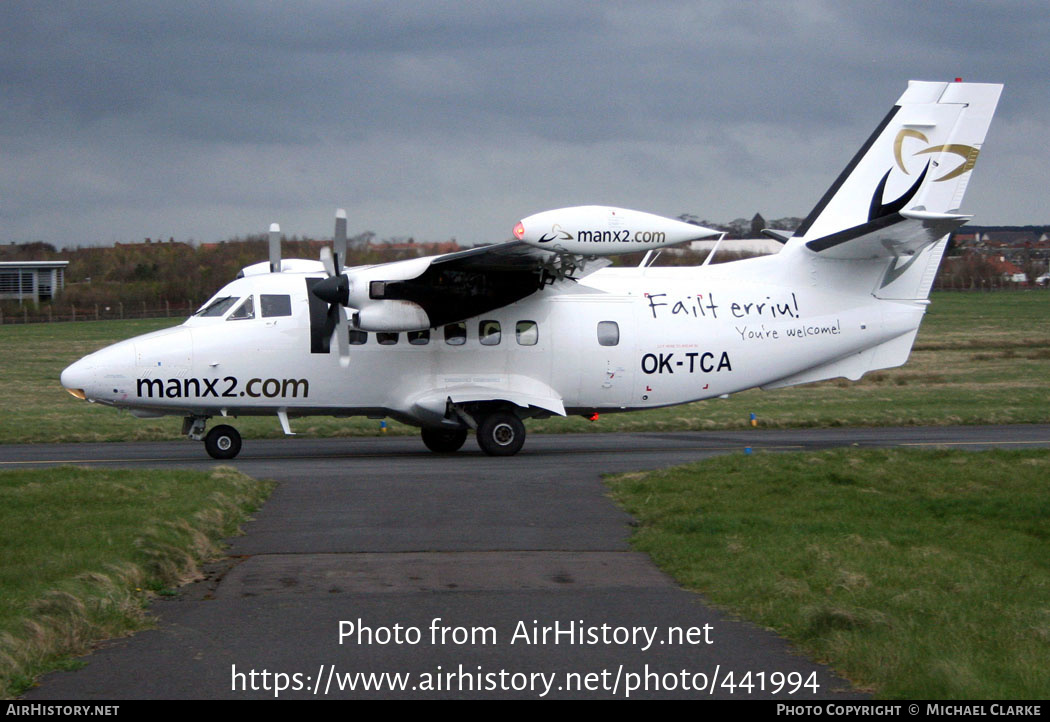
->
[[0, 261, 68, 304], [977, 231, 1040, 247], [986, 256, 1027, 284]]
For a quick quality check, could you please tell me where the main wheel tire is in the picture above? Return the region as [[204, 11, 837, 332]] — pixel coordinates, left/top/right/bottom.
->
[[476, 412, 526, 456], [421, 427, 468, 453], [204, 424, 242, 460]]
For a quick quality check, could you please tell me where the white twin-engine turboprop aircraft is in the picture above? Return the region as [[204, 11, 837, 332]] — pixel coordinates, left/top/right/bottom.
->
[[61, 80, 1002, 459]]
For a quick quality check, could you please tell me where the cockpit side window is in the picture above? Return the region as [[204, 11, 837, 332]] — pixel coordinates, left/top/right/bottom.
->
[[261, 294, 292, 318], [195, 296, 239, 317], [228, 296, 255, 320]]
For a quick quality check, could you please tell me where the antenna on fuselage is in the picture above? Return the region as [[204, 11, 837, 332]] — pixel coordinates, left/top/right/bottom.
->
[[269, 223, 281, 273]]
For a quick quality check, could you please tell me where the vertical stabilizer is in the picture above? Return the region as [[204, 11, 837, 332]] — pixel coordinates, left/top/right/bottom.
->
[[785, 81, 1001, 300], [792, 81, 1002, 246]]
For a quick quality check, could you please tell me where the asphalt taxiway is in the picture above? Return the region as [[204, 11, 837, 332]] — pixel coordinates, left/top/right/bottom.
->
[[9, 425, 1050, 699]]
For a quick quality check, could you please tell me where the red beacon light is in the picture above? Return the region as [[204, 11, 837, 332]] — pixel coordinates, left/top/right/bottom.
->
[[512, 221, 525, 240]]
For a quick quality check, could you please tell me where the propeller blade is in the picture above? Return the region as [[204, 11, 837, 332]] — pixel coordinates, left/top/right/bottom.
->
[[269, 223, 281, 273], [335, 306, 350, 368], [334, 208, 347, 270], [320, 245, 336, 278], [319, 301, 351, 367]]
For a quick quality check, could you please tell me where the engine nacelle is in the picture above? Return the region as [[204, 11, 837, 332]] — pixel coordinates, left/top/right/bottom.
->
[[344, 256, 432, 310], [354, 301, 431, 332], [513, 206, 720, 255]]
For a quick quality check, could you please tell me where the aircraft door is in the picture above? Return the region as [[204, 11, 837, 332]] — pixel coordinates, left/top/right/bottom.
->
[[561, 298, 635, 408]]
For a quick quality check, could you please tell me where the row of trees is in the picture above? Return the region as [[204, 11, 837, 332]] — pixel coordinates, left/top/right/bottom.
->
[[0, 233, 426, 314], [1, 212, 1043, 317]]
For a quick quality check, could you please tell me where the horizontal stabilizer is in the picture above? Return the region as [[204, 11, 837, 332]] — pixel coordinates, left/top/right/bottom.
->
[[804, 210, 970, 259], [761, 229, 792, 244]]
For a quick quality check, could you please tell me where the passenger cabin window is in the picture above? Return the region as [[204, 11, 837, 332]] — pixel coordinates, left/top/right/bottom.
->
[[196, 296, 238, 317], [597, 321, 619, 346], [228, 296, 255, 320], [516, 321, 538, 346], [408, 330, 430, 345], [348, 330, 367, 345], [444, 323, 466, 346], [479, 320, 501, 346], [261, 294, 292, 318], [377, 332, 399, 346]]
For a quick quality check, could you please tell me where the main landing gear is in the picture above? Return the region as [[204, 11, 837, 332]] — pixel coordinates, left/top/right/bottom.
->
[[421, 427, 468, 453], [421, 407, 527, 457], [475, 411, 525, 456], [185, 416, 243, 460]]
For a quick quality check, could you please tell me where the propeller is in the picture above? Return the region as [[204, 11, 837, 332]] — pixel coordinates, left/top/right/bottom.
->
[[311, 210, 353, 368]]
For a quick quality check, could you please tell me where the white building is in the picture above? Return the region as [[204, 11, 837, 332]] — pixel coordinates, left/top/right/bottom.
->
[[0, 261, 68, 304]]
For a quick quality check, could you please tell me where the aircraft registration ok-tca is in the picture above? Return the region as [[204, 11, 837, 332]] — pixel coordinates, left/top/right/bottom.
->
[[61, 80, 1002, 459]]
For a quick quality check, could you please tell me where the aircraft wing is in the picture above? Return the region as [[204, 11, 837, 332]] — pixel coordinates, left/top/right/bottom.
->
[[311, 204, 719, 333], [430, 239, 608, 275], [313, 240, 610, 333], [367, 241, 611, 328]]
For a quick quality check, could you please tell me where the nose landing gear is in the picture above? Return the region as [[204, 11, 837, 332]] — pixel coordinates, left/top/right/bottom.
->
[[204, 424, 242, 459], [184, 416, 243, 460]]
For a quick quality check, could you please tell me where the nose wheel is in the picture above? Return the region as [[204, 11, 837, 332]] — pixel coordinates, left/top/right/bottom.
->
[[204, 424, 242, 460]]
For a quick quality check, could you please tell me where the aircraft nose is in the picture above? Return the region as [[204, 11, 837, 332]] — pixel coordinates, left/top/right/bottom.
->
[[60, 357, 93, 399], [60, 341, 136, 401]]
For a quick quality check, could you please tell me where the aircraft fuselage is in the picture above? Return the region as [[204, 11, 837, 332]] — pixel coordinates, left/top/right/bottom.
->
[[61, 251, 922, 431]]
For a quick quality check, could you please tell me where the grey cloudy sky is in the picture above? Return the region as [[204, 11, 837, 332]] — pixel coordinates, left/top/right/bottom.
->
[[2, 1, 1046, 247]]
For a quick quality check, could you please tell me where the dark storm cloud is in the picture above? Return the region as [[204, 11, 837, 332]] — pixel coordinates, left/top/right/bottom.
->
[[1, 1, 1045, 245]]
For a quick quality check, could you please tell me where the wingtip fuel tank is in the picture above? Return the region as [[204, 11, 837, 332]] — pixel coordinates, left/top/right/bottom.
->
[[514, 206, 720, 255]]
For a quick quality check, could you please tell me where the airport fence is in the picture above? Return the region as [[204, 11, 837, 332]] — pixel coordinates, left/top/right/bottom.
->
[[932, 278, 1049, 291], [0, 300, 199, 325]]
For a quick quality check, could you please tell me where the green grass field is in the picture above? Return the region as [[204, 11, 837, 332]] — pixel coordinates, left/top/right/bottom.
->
[[0, 466, 272, 698], [0, 291, 1048, 444], [608, 448, 1050, 699], [0, 291, 1046, 699]]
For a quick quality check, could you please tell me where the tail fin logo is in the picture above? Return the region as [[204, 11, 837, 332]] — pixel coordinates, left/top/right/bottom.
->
[[893, 129, 980, 182], [869, 129, 982, 222], [870, 163, 928, 221]]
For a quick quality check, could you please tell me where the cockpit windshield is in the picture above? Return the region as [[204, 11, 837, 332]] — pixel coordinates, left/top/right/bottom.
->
[[227, 296, 255, 320], [195, 296, 239, 317]]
